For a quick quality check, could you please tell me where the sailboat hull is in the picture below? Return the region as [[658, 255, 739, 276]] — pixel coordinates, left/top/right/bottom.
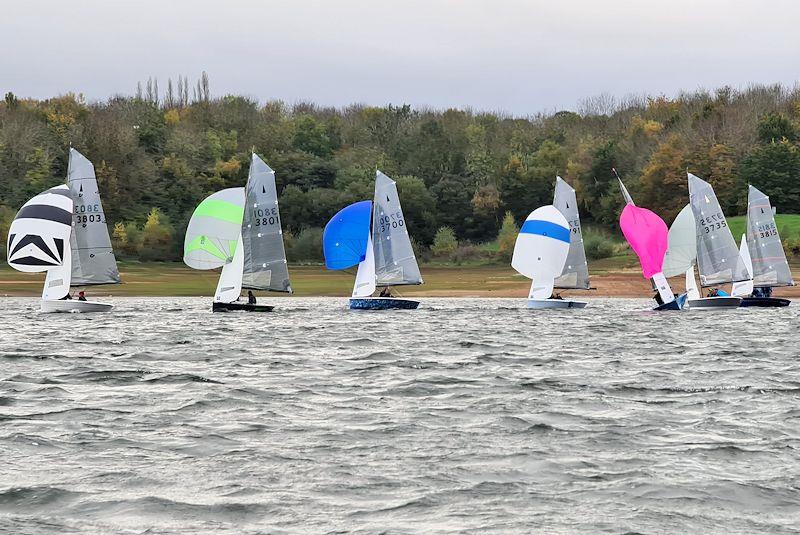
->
[[349, 298, 419, 310], [526, 299, 587, 309], [739, 297, 791, 308], [41, 300, 113, 313], [212, 302, 275, 313], [653, 293, 688, 311], [687, 296, 742, 309]]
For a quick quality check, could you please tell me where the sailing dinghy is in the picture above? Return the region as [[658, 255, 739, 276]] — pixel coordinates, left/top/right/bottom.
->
[[183, 153, 292, 312], [617, 178, 687, 311], [735, 185, 793, 307], [323, 171, 423, 310], [551, 176, 590, 307], [511, 205, 581, 308], [7, 148, 120, 313], [685, 173, 746, 309]]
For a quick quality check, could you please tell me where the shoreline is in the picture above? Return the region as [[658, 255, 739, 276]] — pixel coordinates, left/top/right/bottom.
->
[[1, 263, 798, 298]]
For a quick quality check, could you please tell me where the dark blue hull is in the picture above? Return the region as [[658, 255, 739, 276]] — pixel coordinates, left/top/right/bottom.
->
[[212, 302, 275, 312], [349, 298, 420, 310], [739, 297, 791, 308], [653, 293, 688, 311]]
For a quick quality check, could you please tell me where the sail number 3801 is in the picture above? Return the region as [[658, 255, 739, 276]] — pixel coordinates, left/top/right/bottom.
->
[[253, 207, 279, 226]]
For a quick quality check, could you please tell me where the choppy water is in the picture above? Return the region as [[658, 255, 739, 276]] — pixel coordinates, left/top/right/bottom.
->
[[1, 297, 799, 534]]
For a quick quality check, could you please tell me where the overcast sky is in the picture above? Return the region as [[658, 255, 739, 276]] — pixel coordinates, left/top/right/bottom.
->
[[2, 0, 798, 115]]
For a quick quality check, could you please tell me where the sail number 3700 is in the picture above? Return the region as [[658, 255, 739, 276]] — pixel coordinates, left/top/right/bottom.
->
[[379, 211, 405, 232]]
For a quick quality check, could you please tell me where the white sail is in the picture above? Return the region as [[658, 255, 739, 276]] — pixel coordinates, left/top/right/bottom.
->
[[42, 240, 72, 301], [731, 234, 754, 297], [663, 204, 697, 278], [685, 267, 701, 300], [352, 233, 377, 298], [215, 233, 244, 303], [511, 206, 571, 300]]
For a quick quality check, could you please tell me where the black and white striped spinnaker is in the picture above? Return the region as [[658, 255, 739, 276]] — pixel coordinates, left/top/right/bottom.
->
[[7, 185, 78, 300], [7, 185, 74, 273]]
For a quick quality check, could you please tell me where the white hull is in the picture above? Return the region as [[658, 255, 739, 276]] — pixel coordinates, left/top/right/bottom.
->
[[527, 299, 587, 309], [687, 296, 741, 310], [41, 300, 113, 313]]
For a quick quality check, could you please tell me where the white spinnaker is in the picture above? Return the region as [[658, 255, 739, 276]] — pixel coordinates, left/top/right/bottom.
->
[[511, 206, 571, 300], [352, 232, 377, 298], [215, 234, 244, 303], [663, 204, 697, 278], [731, 234, 754, 297], [42, 240, 72, 300]]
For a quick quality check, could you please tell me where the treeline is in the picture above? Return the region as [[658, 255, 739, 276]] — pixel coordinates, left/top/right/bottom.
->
[[1, 75, 799, 262]]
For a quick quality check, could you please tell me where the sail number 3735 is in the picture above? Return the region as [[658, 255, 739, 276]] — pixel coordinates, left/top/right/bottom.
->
[[700, 212, 727, 234]]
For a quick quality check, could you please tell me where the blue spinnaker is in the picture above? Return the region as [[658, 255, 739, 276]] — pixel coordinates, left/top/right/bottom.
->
[[323, 200, 372, 270]]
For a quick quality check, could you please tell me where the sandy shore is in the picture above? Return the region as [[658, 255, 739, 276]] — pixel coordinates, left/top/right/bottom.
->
[[1, 264, 798, 298]]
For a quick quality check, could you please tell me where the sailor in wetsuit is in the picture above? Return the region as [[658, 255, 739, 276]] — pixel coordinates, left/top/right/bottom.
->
[[379, 287, 392, 298], [247, 291, 257, 304], [78, 291, 87, 301]]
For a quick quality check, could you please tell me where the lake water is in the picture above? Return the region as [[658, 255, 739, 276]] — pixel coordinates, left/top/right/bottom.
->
[[1, 297, 798, 534]]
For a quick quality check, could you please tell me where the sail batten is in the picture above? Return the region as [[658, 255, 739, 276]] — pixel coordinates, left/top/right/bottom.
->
[[687, 173, 749, 287], [372, 171, 422, 286], [553, 176, 590, 290], [241, 154, 292, 293], [745, 185, 793, 288], [67, 149, 120, 286]]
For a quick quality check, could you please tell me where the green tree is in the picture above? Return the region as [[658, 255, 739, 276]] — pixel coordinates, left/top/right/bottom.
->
[[496, 211, 519, 261], [740, 139, 800, 213], [757, 112, 797, 143], [140, 208, 174, 261], [431, 226, 457, 257]]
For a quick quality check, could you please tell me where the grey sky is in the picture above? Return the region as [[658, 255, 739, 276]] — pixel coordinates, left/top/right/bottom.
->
[[2, 0, 798, 115]]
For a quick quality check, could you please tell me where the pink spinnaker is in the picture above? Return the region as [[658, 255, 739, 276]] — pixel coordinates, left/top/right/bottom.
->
[[619, 204, 669, 279]]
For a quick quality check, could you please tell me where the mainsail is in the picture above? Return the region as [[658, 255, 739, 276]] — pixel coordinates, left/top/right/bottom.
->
[[372, 171, 422, 286], [662, 204, 696, 278], [745, 185, 794, 287], [552, 176, 589, 290], [241, 154, 292, 293], [687, 173, 749, 287], [67, 148, 120, 286]]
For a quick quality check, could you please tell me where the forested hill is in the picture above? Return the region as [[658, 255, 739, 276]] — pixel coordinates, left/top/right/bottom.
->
[[1, 79, 800, 262]]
